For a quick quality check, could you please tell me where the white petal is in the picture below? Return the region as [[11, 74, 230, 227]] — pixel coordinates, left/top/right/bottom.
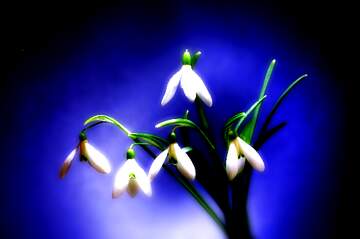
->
[[83, 142, 112, 174], [148, 148, 169, 181], [112, 161, 131, 198], [226, 142, 240, 180], [237, 137, 265, 172], [191, 70, 213, 107], [180, 65, 197, 102], [132, 160, 152, 197], [59, 148, 77, 179], [238, 156, 246, 173], [161, 70, 182, 106], [173, 143, 196, 180]]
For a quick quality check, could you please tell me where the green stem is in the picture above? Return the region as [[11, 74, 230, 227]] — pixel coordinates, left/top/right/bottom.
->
[[134, 138, 226, 232], [83, 120, 225, 232], [195, 97, 209, 130]]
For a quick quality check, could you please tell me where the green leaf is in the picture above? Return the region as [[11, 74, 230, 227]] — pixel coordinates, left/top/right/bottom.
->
[[234, 95, 267, 133], [191, 51, 201, 68], [255, 122, 287, 149], [84, 115, 131, 135], [156, 118, 215, 150], [224, 112, 246, 130], [260, 74, 307, 134], [129, 133, 168, 150], [82, 115, 224, 231], [241, 59, 276, 143], [156, 118, 197, 129]]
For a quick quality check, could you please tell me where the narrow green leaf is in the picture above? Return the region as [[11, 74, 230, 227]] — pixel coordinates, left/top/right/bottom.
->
[[234, 95, 267, 133], [129, 133, 168, 150], [241, 59, 276, 143], [260, 74, 307, 134], [133, 138, 225, 232], [156, 118, 215, 150], [255, 122, 287, 149], [224, 112, 246, 130], [156, 118, 196, 129], [84, 115, 131, 135], [82, 115, 224, 231]]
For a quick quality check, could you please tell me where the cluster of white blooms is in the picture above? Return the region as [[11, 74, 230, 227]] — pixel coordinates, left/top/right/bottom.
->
[[60, 50, 265, 198], [60, 132, 196, 198]]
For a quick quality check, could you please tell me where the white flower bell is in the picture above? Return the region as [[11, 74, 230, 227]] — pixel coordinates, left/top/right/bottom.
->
[[149, 132, 196, 180], [226, 134, 265, 180], [112, 148, 152, 198], [59, 132, 111, 178], [161, 50, 212, 107]]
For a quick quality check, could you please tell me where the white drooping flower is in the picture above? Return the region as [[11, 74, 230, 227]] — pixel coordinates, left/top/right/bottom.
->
[[112, 149, 152, 198], [149, 133, 196, 181], [161, 50, 212, 107], [59, 132, 111, 178], [226, 136, 265, 180]]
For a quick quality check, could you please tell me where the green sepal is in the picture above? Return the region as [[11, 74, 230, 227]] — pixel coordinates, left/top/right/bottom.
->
[[83, 115, 130, 135], [156, 118, 215, 150]]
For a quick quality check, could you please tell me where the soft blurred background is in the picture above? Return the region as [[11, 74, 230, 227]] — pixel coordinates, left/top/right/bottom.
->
[[1, 0, 356, 238]]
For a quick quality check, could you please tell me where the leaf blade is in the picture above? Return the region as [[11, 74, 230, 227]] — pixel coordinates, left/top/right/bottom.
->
[[241, 59, 276, 143], [260, 74, 307, 134], [84, 115, 131, 135]]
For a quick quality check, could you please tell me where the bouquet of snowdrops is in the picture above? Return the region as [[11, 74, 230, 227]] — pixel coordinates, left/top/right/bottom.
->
[[60, 49, 307, 238]]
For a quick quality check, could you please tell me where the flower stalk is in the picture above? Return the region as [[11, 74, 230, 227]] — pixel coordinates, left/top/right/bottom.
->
[[59, 49, 306, 239]]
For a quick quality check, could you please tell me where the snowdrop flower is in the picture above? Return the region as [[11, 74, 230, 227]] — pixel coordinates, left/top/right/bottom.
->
[[226, 134, 265, 180], [112, 148, 152, 198], [59, 132, 111, 178], [161, 50, 213, 107], [149, 132, 196, 180]]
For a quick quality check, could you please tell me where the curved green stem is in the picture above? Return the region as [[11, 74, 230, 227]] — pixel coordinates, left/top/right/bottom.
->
[[83, 117, 225, 232], [156, 118, 215, 150]]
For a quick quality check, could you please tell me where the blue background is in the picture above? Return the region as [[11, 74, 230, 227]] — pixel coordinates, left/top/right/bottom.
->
[[1, 1, 350, 238]]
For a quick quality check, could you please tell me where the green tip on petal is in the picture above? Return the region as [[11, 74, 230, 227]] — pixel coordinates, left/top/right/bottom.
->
[[79, 131, 87, 141], [127, 148, 136, 159], [129, 172, 136, 179], [182, 49, 191, 65], [168, 132, 177, 143]]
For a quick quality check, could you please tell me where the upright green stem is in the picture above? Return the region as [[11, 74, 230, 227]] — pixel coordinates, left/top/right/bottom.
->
[[195, 97, 209, 130]]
